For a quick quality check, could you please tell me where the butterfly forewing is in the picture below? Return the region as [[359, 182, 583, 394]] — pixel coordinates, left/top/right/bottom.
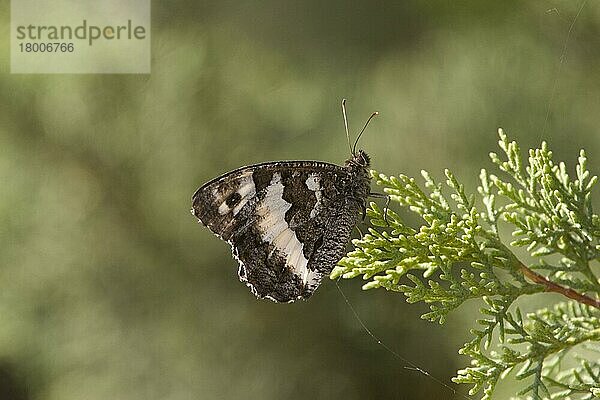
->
[[192, 161, 369, 302]]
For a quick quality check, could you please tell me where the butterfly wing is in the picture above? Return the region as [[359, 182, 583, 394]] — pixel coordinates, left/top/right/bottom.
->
[[191, 161, 364, 302]]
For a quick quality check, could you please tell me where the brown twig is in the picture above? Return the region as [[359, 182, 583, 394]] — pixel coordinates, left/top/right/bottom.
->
[[519, 264, 600, 310]]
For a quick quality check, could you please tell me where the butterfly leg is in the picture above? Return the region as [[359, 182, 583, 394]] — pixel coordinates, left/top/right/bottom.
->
[[382, 195, 391, 226], [354, 224, 364, 238], [369, 192, 391, 226], [368, 193, 394, 245]]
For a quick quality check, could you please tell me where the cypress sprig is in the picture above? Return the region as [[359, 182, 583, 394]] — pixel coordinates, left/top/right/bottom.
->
[[332, 129, 600, 399]]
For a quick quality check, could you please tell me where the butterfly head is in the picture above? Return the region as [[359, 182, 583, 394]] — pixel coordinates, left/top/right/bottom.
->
[[346, 149, 370, 169]]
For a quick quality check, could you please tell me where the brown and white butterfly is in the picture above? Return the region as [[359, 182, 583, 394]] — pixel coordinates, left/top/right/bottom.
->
[[191, 101, 377, 302]]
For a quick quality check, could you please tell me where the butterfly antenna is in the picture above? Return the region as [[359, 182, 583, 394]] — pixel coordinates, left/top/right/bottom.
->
[[352, 111, 379, 155], [341, 99, 353, 155]]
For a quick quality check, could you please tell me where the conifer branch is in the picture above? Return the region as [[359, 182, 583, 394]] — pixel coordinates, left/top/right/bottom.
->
[[332, 129, 600, 399], [519, 263, 600, 309]]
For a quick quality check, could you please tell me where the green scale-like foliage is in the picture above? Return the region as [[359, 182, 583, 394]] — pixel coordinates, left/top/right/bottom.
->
[[332, 130, 600, 399]]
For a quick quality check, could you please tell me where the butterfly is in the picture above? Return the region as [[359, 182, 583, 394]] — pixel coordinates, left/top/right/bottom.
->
[[191, 100, 378, 302]]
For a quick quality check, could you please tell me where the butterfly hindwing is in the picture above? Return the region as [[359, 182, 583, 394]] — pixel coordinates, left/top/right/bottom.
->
[[192, 161, 367, 302]]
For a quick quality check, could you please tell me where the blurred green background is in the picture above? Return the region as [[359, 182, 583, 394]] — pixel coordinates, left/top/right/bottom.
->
[[1, 1, 599, 399]]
